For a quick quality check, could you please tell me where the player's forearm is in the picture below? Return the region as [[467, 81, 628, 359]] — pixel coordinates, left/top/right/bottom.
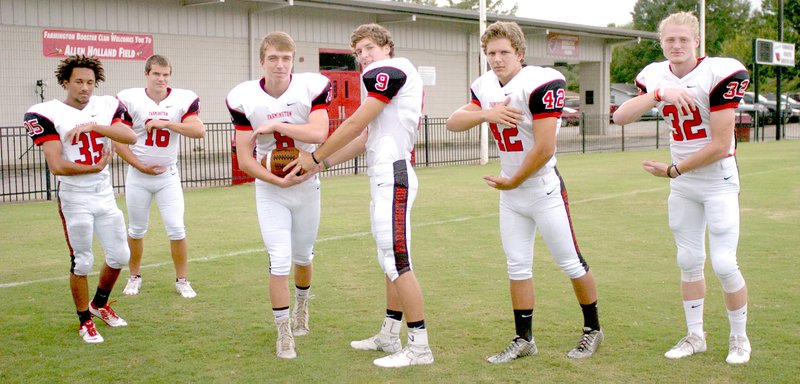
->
[[275, 122, 328, 145], [510, 145, 555, 186], [113, 142, 146, 171], [446, 108, 484, 132], [673, 111, 735, 174], [613, 92, 659, 125], [326, 132, 367, 167], [95, 123, 136, 144], [165, 120, 205, 139]]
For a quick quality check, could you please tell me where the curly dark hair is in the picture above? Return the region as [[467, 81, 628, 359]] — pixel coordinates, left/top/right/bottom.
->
[[55, 55, 105, 88]]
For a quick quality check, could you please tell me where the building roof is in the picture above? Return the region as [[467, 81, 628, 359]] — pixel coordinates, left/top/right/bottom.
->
[[611, 83, 640, 96], [243, 0, 659, 42]]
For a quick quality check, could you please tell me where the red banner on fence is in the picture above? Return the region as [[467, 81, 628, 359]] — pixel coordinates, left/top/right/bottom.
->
[[42, 29, 153, 61]]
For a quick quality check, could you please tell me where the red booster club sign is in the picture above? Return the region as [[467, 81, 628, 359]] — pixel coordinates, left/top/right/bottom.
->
[[42, 29, 153, 60]]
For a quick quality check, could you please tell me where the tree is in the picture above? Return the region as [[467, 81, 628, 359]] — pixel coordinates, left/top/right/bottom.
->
[[611, 0, 752, 83]]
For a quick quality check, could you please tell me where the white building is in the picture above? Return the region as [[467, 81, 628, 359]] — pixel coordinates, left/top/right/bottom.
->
[[0, 0, 657, 126]]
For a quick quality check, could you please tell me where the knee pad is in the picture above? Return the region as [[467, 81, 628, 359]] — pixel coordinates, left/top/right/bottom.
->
[[556, 257, 588, 279], [507, 258, 533, 280], [293, 252, 314, 267], [105, 243, 130, 270], [681, 269, 705, 282], [270, 255, 291, 276], [165, 225, 186, 241], [71, 252, 94, 276], [676, 249, 705, 275], [717, 270, 745, 293], [128, 227, 147, 240]]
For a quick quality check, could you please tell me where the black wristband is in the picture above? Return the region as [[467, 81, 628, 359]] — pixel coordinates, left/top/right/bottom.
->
[[667, 164, 676, 179], [673, 164, 682, 176], [311, 151, 320, 164]]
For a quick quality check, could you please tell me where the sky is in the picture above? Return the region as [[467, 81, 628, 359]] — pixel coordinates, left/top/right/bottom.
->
[[513, 0, 762, 28]]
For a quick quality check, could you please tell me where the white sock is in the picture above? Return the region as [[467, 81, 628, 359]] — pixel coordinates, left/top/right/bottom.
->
[[408, 327, 429, 347], [728, 304, 748, 337], [296, 286, 310, 300], [683, 298, 704, 337], [273, 308, 290, 321]]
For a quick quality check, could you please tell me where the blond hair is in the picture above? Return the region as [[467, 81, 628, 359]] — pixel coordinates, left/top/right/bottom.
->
[[658, 12, 699, 38], [260, 31, 296, 62], [145, 54, 171, 74], [350, 23, 395, 57], [481, 21, 526, 59]]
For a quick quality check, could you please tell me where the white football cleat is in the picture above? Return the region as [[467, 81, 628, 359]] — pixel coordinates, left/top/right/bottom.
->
[[275, 318, 296, 359], [350, 318, 402, 353], [89, 301, 128, 327], [175, 278, 197, 299], [664, 333, 706, 359], [292, 296, 310, 336], [123, 276, 141, 296], [79, 320, 104, 343], [726, 335, 751, 365]]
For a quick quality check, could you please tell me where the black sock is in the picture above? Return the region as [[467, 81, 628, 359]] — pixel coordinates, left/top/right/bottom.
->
[[385, 309, 403, 322], [513, 309, 533, 341], [407, 320, 425, 330], [580, 301, 600, 331], [92, 287, 112, 308], [77, 310, 91, 324]]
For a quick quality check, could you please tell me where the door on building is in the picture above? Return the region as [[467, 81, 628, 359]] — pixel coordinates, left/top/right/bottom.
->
[[320, 49, 361, 136]]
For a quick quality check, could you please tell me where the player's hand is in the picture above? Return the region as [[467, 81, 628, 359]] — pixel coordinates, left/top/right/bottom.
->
[[93, 146, 115, 172], [292, 149, 321, 175], [65, 122, 96, 145], [484, 97, 523, 127], [661, 88, 697, 115], [275, 164, 313, 188], [138, 163, 167, 175], [642, 160, 670, 178], [145, 119, 168, 133], [483, 174, 519, 190], [250, 123, 281, 146]]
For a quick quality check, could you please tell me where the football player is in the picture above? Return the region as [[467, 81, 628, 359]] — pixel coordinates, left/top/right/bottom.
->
[[446, 21, 603, 362], [226, 31, 331, 359], [613, 12, 751, 365], [23, 55, 136, 343], [116, 55, 206, 299], [295, 23, 434, 368]]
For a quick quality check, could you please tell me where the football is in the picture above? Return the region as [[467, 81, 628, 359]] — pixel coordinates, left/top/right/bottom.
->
[[261, 147, 303, 178]]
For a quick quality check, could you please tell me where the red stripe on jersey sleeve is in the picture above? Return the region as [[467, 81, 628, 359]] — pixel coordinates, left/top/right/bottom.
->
[[710, 102, 739, 112], [181, 111, 199, 121], [310, 104, 327, 112], [233, 124, 253, 131], [33, 133, 60, 146], [533, 111, 562, 120], [113, 117, 133, 126], [470, 99, 482, 108], [368, 92, 391, 104]]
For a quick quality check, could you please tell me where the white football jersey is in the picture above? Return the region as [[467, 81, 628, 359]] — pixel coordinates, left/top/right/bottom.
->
[[226, 73, 331, 161], [470, 65, 566, 186], [24, 96, 130, 188], [117, 87, 200, 167], [635, 57, 749, 162], [361, 57, 423, 168]]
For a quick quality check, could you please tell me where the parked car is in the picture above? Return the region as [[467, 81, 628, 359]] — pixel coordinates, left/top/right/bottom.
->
[[562, 106, 581, 126], [736, 98, 769, 123], [763, 93, 800, 122], [746, 92, 793, 123]]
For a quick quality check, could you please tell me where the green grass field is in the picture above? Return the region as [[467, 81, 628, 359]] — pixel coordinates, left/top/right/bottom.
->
[[1, 141, 799, 383]]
